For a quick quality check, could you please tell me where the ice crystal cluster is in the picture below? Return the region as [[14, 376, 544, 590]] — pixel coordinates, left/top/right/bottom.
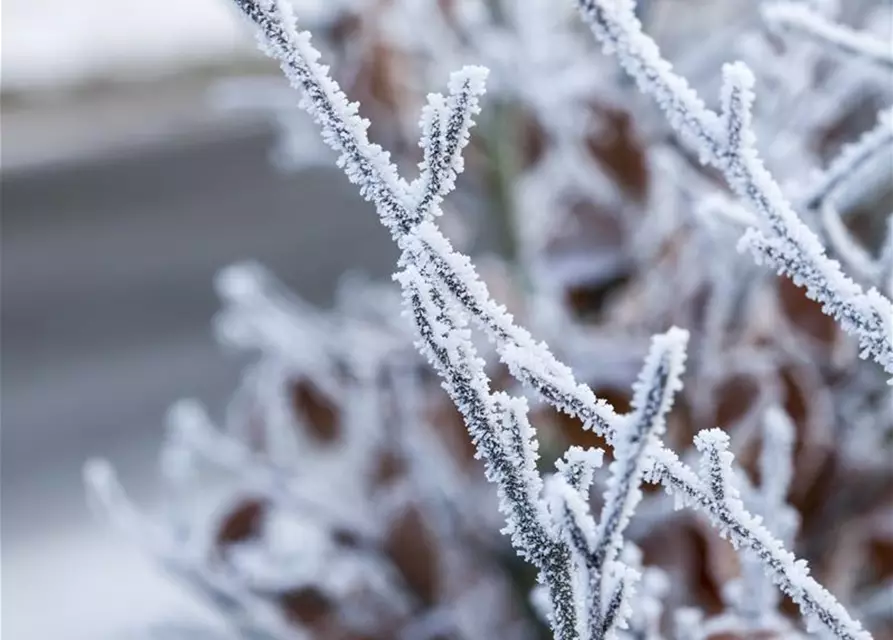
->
[[87, 1, 893, 639]]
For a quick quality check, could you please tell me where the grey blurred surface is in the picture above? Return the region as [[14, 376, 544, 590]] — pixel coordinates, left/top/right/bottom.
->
[[1, 115, 398, 638]]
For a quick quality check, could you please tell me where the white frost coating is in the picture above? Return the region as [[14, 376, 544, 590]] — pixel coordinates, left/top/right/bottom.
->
[[719, 62, 757, 160], [694, 429, 740, 513], [763, 2, 893, 72], [735, 406, 799, 627], [796, 109, 893, 290], [168, 399, 251, 470], [675, 607, 706, 640], [227, 1, 874, 637], [411, 68, 489, 226], [575, 0, 893, 382], [84, 460, 304, 640], [396, 263, 579, 639], [625, 567, 669, 640], [547, 478, 597, 638], [797, 108, 893, 212], [85, 459, 198, 564], [550, 329, 687, 639], [759, 407, 796, 525], [595, 329, 686, 635], [92, 252, 502, 637], [231, 0, 412, 237], [556, 446, 605, 494], [584, 328, 687, 635], [819, 203, 884, 288], [84, 459, 143, 538]]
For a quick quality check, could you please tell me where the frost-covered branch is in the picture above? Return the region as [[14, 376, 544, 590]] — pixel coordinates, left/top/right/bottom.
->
[[695, 429, 738, 509], [797, 109, 893, 289], [819, 203, 884, 288], [551, 330, 687, 638], [758, 407, 796, 535], [411, 76, 485, 226], [228, 1, 874, 637], [798, 109, 893, 212], [85, 460, 305, 640], [574, 0, 893, 380], [763, 2, 893, 72], [556, 446, 605, 495], [400, 264, 579, 638], [586, 330, 685, 634], [230, 0, 414, 237], [736, 406, 799, 628]]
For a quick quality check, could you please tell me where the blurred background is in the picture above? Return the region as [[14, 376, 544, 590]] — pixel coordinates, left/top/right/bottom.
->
[[4, 1, 892, 639], [3, 1, 399, 638]]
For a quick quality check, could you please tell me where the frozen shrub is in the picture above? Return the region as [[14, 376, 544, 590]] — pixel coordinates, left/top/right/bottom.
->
[[87, 1, 892, 638]]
